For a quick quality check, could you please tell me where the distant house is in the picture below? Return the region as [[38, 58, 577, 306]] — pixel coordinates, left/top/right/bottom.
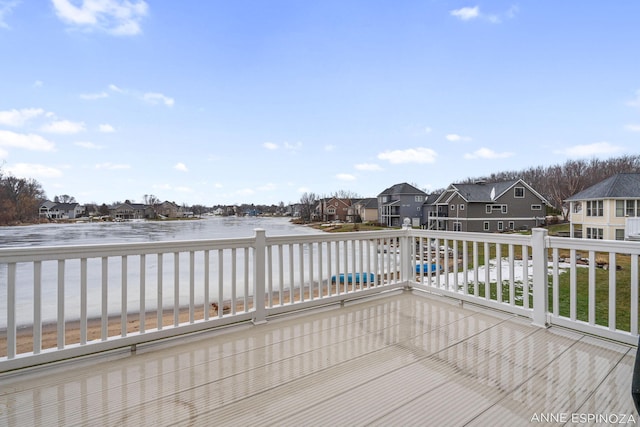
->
[[315, 198, 352, 222], [39, 201, 57, 219], [378, 183, 427, 227], [109, 202, 149, 220], [431, 179, 548, 232], [157, 201, 181, 218], [350, 198, 378, 223], [566, 173, 640, 240], [39, 201, 84, 219]]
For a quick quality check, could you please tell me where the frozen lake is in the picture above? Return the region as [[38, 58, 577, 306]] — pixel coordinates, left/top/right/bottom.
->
[[0, 217, 325, 327], [0, 216, 321, 248]]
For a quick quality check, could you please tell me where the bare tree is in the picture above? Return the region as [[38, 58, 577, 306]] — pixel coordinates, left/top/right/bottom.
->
[[54, 194, 76, 203], [299, 192, 318, 223]]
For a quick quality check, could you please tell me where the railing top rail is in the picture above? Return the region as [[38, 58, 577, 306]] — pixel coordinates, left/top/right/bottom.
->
[[265, 229, 403, 245], [547, 235, 640, 254], [0, 236, 256, 263], [409, 229, 532, 245]]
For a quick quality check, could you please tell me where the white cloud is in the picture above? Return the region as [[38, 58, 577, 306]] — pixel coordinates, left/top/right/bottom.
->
[[553, 142, 623, 157], [175, 186, 193, 193], [174, 162, 188, 172], [80, 91, 109, 100], [450, 5, 516, 23], [0, 130, 56, 151], [263, 141, 303, 152], [5, 163, 63, 178], [284, 141, 303, 151], [0, 147, 7, 158], [626, 124, 640, 132], [450, 6, 479, 21], [143, 92, 174, 107], [98, 124, 115, 133], [109, 83, 125, 93], [446, 134, 472, 142], [464, 147, 514, 159], [41, 119, 86, 134], [0, 0, 19, 30], [324, 144, 336, 151], [336, 173, 356, 181], [0, 108, 45, 127], [378, 147, 437, 164], [355, 163, 383, 171], [75, 141, 103, 149], [95, 162, 130, 170], [51, 0, 149, 36]]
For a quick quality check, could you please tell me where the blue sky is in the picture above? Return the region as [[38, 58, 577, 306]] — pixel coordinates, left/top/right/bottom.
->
[[1, 1, 639, 206]]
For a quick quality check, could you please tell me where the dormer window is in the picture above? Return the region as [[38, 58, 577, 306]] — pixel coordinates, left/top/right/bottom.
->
[[514, 187, 525, 198]]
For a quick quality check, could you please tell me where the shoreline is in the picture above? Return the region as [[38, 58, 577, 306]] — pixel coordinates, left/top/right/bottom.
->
[[0, 283, 362, 357]]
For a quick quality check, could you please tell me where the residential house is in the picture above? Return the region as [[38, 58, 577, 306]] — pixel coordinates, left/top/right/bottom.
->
[[315, 198, 352, 222], [431, 179, 548, 232], [378, 183, 427, 227], [39, 201, 84, 219], [109, 202, 149, 220], [38, 201, 57, 219], [566, 173, 640, 240], [350, 198, 378, 223], [157, 201, 181, 218]]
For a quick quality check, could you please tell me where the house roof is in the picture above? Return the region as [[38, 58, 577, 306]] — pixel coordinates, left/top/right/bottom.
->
[[566, 173, 640, 201], [353, 198, 378, 209], [52, 202, 79, 210], [436, 179, 548, 204], [378, 182, 426, 197]]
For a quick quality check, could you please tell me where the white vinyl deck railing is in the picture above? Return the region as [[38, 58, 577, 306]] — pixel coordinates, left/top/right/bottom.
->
[[1, 227, 639, 372]]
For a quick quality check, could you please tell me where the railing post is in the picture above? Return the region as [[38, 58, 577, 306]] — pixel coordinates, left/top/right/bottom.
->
[[531, 228, 549, 328], [401, 218, 413, 289], [253, 228, 267, 325]]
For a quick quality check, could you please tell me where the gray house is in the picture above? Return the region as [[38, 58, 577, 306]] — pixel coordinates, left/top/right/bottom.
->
[[378, 183, 427, 227], [431, 179, 549, 232]]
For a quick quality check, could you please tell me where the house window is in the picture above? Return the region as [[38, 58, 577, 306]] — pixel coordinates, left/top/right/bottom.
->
[[586, 227, 603, 240], [627, 200, 636, 217], [531, 204, 542, 211], [616, 200, 625, 217], [453, 222, 462, 231], [486, 205, 491, 214], [327, 208, 336, 214], [573, 202, 582, 214], [501, 205, 507, 214], [586, 200, 603, 217], [415, 195, 423, 202], [498, 221, 504, 231], [451, 204, 455, 210], [514, 187, 525, 198], [616, 229, 625, 241], [509, 221, 515, 230], [483, 221, 490, 231], [459, 204, 465, 210]]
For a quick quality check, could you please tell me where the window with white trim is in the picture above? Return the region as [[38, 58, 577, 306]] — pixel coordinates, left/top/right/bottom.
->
[[498, 221, 504, 231], [586, 227, 603, 240], [586, 200, 603, 217], [483, 221, 490, 231], [514, 187, 525, 198], [531, 204, 542, 210]]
